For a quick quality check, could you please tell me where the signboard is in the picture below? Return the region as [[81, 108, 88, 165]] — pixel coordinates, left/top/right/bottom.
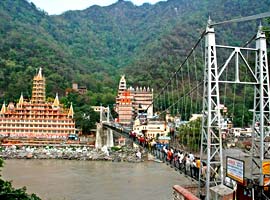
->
[[226, 157, 245, 184], [262, 160, 270, 175]]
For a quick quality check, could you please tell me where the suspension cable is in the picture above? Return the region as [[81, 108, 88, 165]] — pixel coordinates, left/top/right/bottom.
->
[[176, 72, 180, 116], [171, 74, 175, 116], [241, 45, 250, 127], [158, 82, 202, 117], [193, 51, 199, 112], [223, 62, 228, 105], [187, 59, 192, 119], [146, 29, 207, 112], [149, 21, 258, 118], [210, 12, 270, 27], [232, 83, 236, 122]]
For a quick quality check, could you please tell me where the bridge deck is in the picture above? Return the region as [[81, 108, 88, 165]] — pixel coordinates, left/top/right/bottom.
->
[[103, 123, 200, 183]]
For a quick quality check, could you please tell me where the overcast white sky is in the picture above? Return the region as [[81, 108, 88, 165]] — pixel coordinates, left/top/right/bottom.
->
[[29, 0, 166, 15]]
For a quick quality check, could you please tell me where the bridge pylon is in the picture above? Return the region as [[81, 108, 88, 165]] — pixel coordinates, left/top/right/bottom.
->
[[199, 19, 223, 199], [251, 24, 270, 191], [199, 20, 270, 199]]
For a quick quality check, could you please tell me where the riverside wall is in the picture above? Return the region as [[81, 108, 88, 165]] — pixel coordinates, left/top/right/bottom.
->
[[0, 145, 144, 163]]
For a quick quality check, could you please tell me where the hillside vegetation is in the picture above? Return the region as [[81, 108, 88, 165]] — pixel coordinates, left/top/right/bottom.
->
[[0, 0, 269, 128]]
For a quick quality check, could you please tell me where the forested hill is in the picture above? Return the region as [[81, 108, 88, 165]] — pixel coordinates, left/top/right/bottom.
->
[[0, 0, 269, 104]]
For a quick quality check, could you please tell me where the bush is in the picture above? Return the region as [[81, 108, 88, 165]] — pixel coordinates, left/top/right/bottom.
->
[[110, 146, 121, 151]]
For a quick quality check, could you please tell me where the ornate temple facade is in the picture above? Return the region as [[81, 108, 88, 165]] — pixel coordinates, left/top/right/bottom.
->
[[115, 75, 153, 125], [0, 68, 75, 139]]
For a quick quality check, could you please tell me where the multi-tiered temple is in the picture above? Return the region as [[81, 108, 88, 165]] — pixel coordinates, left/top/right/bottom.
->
[[0, 68, 75, 139], [115, 75, 153, 125]]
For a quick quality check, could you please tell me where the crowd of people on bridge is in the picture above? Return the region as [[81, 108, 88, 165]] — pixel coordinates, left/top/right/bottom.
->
[[129, 130, 207, 180], [156, 145, 207, 180]]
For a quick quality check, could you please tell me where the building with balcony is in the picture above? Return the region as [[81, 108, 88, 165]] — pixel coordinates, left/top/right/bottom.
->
[[132, 118, 169, 139], [115, 75, 153, 126], [72, 83, 87, 95], [0, 68, 75, 139]]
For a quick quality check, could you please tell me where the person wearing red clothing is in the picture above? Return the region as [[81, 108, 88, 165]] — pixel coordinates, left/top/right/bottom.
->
[[167, 149, 173, 164]]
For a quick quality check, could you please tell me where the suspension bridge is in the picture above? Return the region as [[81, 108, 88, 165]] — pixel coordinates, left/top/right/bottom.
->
[[97, 12, 270, 200]]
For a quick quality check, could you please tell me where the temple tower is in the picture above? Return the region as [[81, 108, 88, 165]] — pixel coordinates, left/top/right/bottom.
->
[[31, 68, 46, 104], [118, 75, 127, 96]]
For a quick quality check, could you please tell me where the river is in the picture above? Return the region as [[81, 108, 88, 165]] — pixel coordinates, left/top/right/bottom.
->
[[2, 159, 192, 200]]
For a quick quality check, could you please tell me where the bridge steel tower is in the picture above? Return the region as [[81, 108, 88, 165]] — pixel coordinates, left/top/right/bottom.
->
[[251, 25, 270, 193], [199, 21, 270, 199], [199, 20, 223, 199]]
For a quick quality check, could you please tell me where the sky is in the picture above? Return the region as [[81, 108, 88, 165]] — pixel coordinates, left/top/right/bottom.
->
[[28, 0, 166, 15]]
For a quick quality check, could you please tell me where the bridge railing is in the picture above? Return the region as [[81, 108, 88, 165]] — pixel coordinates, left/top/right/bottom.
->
[[105, 122, 201, 181], [150, 147, 201, 181], [173, 185, 200, 200]]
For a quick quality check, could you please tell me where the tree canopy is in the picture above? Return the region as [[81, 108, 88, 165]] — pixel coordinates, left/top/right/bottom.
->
[[0, 0, 269, 128]]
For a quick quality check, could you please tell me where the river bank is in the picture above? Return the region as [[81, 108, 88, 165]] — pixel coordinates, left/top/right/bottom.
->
[[0, 145, 145, 162]]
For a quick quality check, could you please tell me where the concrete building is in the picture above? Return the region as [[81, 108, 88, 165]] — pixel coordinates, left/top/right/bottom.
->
[[72, 83, 87, 95], [132, 118, 168, 139], [115, 75, 153, 126], [0, 68, 75, 139]]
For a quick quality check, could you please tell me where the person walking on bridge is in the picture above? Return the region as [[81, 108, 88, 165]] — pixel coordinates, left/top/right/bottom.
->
[[138, 136, 145, 147], [167, 148, 173, 164], [178, 151, 185, 170]]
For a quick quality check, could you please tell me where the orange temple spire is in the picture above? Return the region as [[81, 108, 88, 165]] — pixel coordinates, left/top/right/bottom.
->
[[68, 103, 74, 118], [52, 93, 60, 108], [31, 68, 46, 104], [0, 102, 6, 114], [17, 93, 24, 108]]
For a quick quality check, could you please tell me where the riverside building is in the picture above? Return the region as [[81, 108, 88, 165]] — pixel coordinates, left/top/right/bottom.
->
[[0, 68, 75, 139], [115, 75, 153, 126]]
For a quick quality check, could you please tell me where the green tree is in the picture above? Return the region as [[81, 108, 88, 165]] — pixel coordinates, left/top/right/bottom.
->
[[74, 105, 99, 134], [60, 92, 100, 133], [177, 118, 201, 152]]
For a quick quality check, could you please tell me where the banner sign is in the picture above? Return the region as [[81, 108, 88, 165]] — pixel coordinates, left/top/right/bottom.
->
[[226, 157, 245, 184]]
